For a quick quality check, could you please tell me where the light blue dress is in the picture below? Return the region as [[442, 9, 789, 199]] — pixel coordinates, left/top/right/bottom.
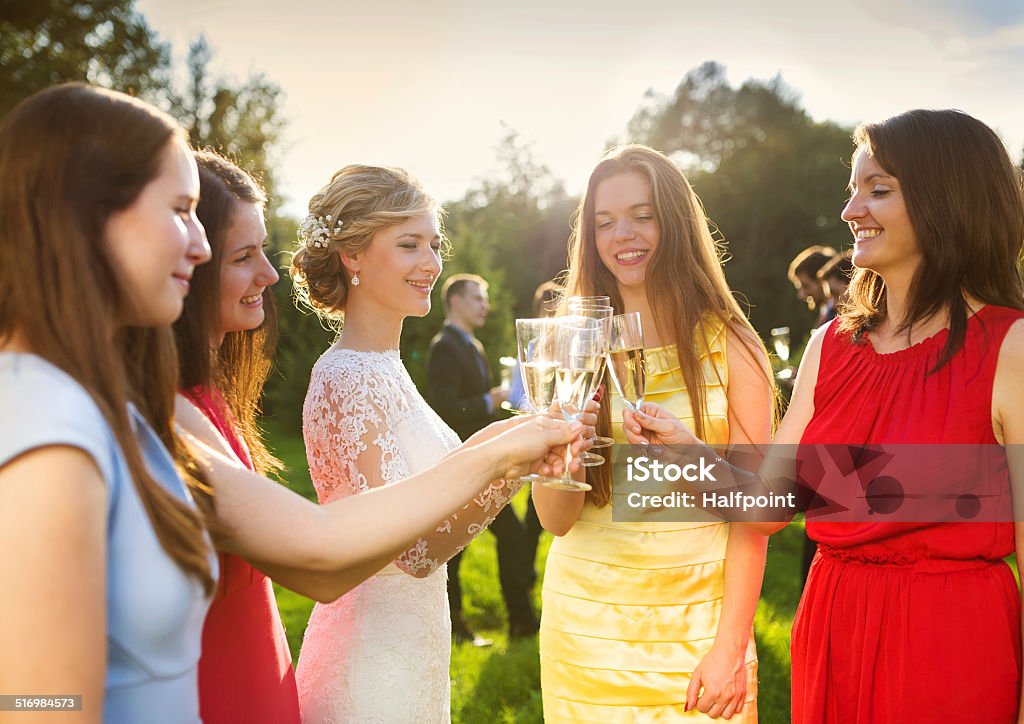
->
[[0, 353, 215, 723]]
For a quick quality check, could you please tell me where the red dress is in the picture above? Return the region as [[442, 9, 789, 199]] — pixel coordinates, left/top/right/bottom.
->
[[793, 305, 1023, 723], [188, 388, 301, 724]]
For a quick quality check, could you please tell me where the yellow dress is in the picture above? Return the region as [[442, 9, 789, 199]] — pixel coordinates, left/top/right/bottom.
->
[[540, 320, 758, 722]]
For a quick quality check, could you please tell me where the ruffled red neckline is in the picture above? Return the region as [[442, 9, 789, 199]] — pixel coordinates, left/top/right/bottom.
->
[[859, 305, 991, 364]]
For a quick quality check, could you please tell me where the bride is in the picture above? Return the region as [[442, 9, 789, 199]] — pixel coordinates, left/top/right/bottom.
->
[[290, 165, 560, 722]]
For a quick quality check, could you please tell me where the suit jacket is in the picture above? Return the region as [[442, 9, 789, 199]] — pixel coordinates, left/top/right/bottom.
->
[[426, 323, 493, 441]]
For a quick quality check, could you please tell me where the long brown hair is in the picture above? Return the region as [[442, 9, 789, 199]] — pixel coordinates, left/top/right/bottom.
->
[[564, 144, 774, 506], [840, 109, 1024, 369], [174, 150, 281, 476], [0, 84, 215, 593]]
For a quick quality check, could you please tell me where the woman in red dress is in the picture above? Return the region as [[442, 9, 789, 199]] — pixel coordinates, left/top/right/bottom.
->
[[173, 151, 299, 723], [623, 109, 1024, 722]]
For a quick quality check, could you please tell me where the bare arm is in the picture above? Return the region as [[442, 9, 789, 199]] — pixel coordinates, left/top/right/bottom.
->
[[178, 398, 580, 601], [529, 399, 600, 536], [688, 328, 772, 719], [991, 319, 1024, 722], [0, 447, 105, 723], [622, 323, 828, 536]]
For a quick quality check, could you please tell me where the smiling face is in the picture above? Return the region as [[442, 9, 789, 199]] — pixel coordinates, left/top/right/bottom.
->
[[593, 171, 660, 292], [104, 137, 211, 327], [841, 150, 920, 277], [347, 212, 442, 321], [217, 201, 279, 339]]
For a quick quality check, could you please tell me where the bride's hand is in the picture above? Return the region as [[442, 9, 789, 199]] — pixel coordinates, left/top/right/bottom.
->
[[546, 397, 600, 452], [463, 416, 524, 449], [622, 402, 699, 446], [488, 415, 584, 480]]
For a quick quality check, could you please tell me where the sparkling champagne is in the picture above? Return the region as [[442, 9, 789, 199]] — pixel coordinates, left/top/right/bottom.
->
[[520, 360, 559, 410], [555, 367, 599, 415], [608, 346, 646, 408]]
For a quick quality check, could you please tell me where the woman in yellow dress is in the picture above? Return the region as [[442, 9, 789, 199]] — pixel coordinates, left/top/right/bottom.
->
[[535, 144, 774, 721]]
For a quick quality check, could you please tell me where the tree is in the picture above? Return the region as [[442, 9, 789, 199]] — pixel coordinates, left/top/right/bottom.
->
[[399, 130, 576, 391], [620, 62, 854, 344], [174, 36, 287, 214], [0, 0, 172, 114]]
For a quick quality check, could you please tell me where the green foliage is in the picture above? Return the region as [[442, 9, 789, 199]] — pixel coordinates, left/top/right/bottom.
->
[[0, 0, 172, 114], [402, 131, 576, 391], [620, 61, 854, 344], [261, 213, 334, 430], [173, 36, 287, 214]]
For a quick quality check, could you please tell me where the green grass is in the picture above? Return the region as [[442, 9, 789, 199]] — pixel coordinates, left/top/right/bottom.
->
[[265, 420, 801, 723]]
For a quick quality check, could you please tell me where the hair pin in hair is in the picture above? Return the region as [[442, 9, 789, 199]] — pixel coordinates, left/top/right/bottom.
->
[[298, 213, 343, 249]]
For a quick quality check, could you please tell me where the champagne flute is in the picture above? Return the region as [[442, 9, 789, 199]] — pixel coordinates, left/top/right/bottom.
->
[[543, 316, 602, 491], [568, 295, 610, 309], [607, 312, 646, 411], [515, 317, 563, 485], [567, 302, 614, 464]]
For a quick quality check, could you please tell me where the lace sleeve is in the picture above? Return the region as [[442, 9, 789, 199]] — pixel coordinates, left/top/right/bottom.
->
[[394, 475, 525, 577], [303, 351, 525, 578], [302, 355, 411, 503]]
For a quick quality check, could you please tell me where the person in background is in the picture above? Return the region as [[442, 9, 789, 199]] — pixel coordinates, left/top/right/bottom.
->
[[787, 245, 840, 584], [817, 251, 853, 310], [788, 245, 839, 327], [427, 273, 540, 644]]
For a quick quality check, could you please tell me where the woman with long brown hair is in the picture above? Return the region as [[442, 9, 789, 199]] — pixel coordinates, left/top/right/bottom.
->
[[172, 150, 297, 723], [625, 110, 1024, 722], [534, 144, 774, 721], [0, 83, 583, 723]]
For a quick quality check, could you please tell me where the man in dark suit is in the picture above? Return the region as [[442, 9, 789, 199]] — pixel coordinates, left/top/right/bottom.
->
[[427, 273, 539, 644]]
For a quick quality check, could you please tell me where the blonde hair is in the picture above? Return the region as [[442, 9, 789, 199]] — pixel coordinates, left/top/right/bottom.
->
[[290, 164, 441, 326]]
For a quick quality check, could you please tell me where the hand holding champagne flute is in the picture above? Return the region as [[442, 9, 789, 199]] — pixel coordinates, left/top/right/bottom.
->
[[567, 301, 614, 465], [515, 317, 563, 486], [544, 315, 603, 491]]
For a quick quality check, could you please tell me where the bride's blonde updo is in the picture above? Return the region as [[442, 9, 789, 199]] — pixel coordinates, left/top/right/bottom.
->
[[290, 164, 439, 323]]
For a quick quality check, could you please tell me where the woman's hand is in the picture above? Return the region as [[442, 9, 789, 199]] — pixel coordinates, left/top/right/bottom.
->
[[486, 414, 585, 480], [687, 641, 748, 719], [622, 402, 699, 446]]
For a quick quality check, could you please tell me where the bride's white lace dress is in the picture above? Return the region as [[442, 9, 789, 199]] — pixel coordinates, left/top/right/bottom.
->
[[294, 348, 521, 723]]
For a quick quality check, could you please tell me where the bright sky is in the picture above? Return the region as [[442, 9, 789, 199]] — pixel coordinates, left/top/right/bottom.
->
[[138, 0, 1024, 218]]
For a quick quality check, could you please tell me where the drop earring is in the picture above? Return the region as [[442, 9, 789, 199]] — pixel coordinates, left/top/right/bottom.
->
[[352, 272, 360, 287]]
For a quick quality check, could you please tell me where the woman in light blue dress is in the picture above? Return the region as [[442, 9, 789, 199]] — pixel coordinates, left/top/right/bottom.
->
[[0, 83, 584, 722]]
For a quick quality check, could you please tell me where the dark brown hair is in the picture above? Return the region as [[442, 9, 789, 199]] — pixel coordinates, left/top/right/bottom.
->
[[788, 245, 838, 284], [174, 150, 281, 477], [0, 83, 215, 593], [841, 109, 1024, 368], [442, 272, 488, 312], [564, 144, 774, 507]]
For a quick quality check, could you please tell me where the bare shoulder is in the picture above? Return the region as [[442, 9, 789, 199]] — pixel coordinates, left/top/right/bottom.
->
[[993, 319, 1024, 393], [993, 319, 1024, 436], [997, 318, 1024, 365]]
